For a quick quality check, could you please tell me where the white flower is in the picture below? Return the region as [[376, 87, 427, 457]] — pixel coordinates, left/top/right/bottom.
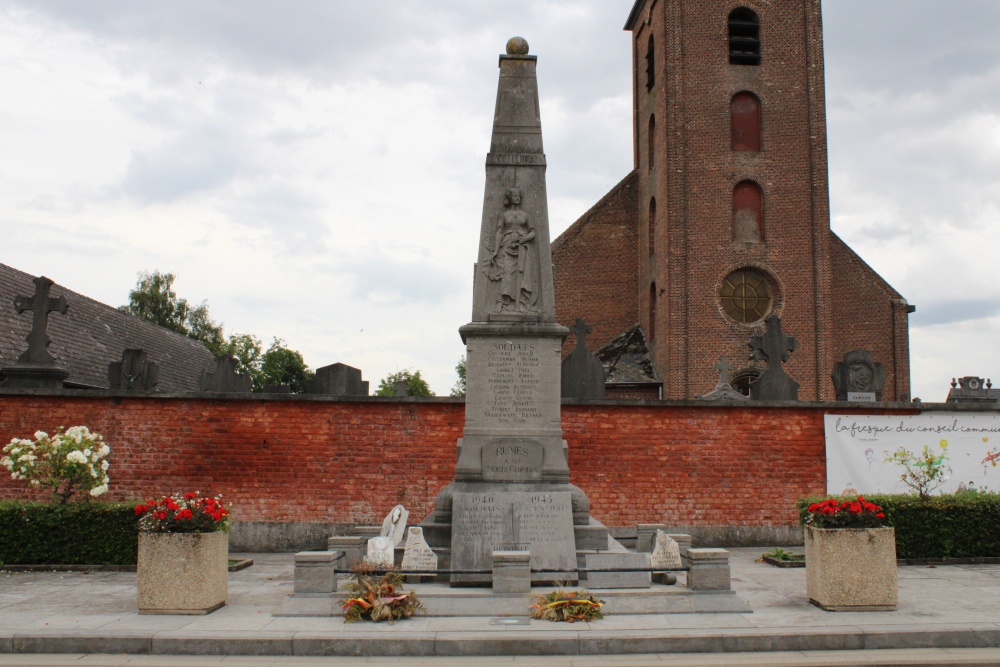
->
[[83, 448, 92, 457], [66, 451, 88, 464], [101, 460, 110, 471], [30, 479, 40, 486], [96, 444, 110, 458], [34, 431, 48, 441], [89, 484, 107, 497], [89, 468, 98, 478]]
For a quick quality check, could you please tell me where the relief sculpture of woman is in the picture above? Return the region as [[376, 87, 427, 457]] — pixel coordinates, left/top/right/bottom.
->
[[485, 188, 538, 314]]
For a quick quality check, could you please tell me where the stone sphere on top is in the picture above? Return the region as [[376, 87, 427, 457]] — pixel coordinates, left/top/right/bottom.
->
[[506, 37, 529, 55]]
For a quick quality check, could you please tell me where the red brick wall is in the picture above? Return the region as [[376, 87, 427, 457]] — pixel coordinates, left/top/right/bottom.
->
[[0, 394, 917, 527], [830, 234, 912, 400], [552, 172, 639, 355]]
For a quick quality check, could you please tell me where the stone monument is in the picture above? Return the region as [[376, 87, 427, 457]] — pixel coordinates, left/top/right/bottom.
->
[[401, 527, 438, 572], [308, 362, 368, 396], [108, 349, 159, 391], [379, 504, 409, 547], [560, 318, 607, 400], [947, 376, 997, 404], [831, 349, 886, 402], [199, 356, 252, 393], [748, 314, 800, 401], [425, 37, 606, 586], [697, 356, 749, 401], [1, 275, 70, 389]]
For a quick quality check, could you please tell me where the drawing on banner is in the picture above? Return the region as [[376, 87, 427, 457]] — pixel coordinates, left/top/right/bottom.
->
[[824, 414, 1000, 495]]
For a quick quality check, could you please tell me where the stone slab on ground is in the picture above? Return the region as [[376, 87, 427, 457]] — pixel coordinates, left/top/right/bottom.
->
[[3, 550, 1000, 658]]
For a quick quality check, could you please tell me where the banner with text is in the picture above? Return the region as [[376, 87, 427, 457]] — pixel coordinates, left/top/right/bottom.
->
[[824, 413, 1000, 495]]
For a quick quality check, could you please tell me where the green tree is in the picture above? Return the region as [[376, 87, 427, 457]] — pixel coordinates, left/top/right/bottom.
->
[[450, 355, 466, 397], [260, 338, 315, 393], [121, 270, 225, 353], [375, 369, 435, 397], [223, 333, 264, 389], [120, 271, 190, 334]]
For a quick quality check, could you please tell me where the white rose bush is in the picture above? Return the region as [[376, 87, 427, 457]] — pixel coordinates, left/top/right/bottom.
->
[[1, 426, 111, 504]]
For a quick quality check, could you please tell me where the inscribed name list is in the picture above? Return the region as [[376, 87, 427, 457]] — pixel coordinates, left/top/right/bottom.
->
[[483, 340, 543, 426], [451, 491, 577, 582]]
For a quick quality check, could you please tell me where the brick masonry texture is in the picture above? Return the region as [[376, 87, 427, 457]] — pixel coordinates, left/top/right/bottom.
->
[[0, 394, 917, 528], [552, 172, 639, 356], [553, 0, 912, 401]]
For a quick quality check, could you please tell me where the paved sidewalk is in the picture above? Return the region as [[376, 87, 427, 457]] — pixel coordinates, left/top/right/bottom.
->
[[0, 548, 998, 661]]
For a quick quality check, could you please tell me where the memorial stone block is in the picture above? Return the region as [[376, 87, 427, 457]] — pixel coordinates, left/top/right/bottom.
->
[[832, 349, 886, 402], [364, 536, 394, 567], [451, 491, 577, 585], [749, 315, 800, 401], [2, 275, 70, 389], [199, 356, 252, 393], [401, 527, 437, 571], [560, 318, 607, 400], [650, 530, 682, 570]]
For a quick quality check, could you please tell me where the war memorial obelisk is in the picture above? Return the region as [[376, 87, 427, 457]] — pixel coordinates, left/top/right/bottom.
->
[[426, 37, 607, 586]]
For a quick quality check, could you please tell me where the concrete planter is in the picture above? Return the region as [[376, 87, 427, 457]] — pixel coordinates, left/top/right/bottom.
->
[[804, 525, 897, 611], [137, 531, 228, 614]]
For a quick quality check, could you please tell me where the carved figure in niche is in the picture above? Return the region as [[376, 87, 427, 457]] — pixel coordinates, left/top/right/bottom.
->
[[485, 188, 538, 313], [848, 361, 874, 392]]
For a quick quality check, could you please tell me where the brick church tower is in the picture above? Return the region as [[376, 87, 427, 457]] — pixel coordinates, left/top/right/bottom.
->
[[552, 0, 913, 400]]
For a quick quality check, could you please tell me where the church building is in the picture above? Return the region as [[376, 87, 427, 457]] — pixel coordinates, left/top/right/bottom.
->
[[553, 0, 913, 401]]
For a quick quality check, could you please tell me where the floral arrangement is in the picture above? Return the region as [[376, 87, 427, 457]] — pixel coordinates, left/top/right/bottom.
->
[[529, 589, 604, 623], [1, 426, 110, 503], [804, 495, 886, 529], [134, 492, 231, 533], [341, 563, 425, 623]]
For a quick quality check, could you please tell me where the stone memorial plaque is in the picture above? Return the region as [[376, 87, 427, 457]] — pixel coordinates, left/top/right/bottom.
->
[[585, 553, 652, 589], [650, 530, 682, 570], [475, 339, 549, 428], [451, 491, 577, 584], [401, 527, 438, 571], [365, 536, 394, 567], [482, 438, 543, 481], [847, 392, 876, 402], [379, 504, 409, 547]]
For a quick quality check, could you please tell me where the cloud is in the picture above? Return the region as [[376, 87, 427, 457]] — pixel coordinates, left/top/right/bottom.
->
[[915, 300, 1000, 327]]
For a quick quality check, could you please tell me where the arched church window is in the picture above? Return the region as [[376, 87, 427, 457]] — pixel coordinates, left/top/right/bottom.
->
[[731, 92, 761, 152], [649, 282, 657, 341], [648, 197, 656, 256], [648, 115, 656, 171], [646, 34, 655, 90], [728, 8, 760, 66], [732, 180, 763, 243]]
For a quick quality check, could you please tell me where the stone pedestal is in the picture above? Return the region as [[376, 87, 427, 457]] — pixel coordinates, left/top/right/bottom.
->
[[327, 536, 365, 570], [294, 551, 339, 595], [492, 551, 531, 594], [686, 549, 731, 591]]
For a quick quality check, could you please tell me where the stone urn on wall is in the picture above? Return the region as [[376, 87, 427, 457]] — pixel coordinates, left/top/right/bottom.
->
[[803, 497, 897, 611], [135, 493, 231, 614]]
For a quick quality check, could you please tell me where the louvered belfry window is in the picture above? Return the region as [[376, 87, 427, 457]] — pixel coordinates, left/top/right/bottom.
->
[[728, 8, 760, 66]]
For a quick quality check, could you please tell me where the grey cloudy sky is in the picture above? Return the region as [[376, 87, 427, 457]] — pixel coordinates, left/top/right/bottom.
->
[[0, 1, 997, 400]]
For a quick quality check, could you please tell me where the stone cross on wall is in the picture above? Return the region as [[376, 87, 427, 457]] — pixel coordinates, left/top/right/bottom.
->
[[696, 355, 748, 401], [561, 317, 607, 399], [713, 357, 735, 385], [747, 314, 800, 401], [569, 318, 593, 348], [13, 276, 68, 366]]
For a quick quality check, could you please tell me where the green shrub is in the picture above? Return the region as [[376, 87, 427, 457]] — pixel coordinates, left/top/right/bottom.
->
[[798, 493, 1000, 560], [0, 501, 139, 565]]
